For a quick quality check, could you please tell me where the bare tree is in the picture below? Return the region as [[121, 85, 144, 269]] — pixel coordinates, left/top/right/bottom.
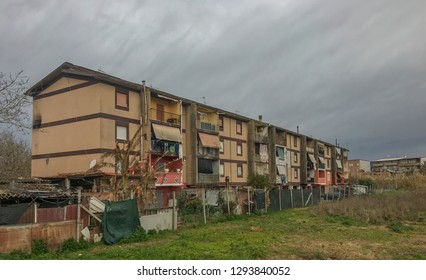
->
[[0, 131, 31, 179], [0, 71, 31, 130], [92, 125, 181, 212]]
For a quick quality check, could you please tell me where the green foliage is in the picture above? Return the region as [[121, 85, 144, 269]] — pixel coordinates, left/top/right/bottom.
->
[[247, 172, 271, 190], [177, 191, 203, 214], [217, 192, 237, 214], [119, 227, 148, 244], [147, 229, 158, 236], [387, 222, 414, 233], [358, 178, 374, 188], [32, 240, 49, 255], [61, 238, 91, 252]]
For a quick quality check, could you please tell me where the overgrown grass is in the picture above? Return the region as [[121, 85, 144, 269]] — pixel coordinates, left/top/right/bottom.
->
[[311, 190, 426, 225], [2, 190, 426, 260]]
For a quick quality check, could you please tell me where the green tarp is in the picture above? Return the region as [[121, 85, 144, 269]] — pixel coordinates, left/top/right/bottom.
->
[[102, 199, 140, 245]]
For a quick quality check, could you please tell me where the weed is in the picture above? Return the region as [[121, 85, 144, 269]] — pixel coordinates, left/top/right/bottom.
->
[[147, 229, 158, 236], [32, 240, 49, 255], [119, 227, 148, 244], [61, 238, 91, 252], [387, 222, 414, 233]]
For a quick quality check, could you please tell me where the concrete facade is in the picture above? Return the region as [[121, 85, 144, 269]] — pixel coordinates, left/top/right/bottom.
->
[[27, 62, 350, 191]]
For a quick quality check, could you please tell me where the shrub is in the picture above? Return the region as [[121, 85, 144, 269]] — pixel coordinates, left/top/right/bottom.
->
[[61, 238, 90, 252], [32, 240, 49, 255], [119, 227, 148, 244]]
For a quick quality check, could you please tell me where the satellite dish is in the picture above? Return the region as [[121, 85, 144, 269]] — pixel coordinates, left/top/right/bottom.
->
[[89, 159, 97, 169]]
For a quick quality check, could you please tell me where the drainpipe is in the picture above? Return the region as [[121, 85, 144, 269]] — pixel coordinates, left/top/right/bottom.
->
[[140, 82, 146, 160], [76, 187, 82, 243]]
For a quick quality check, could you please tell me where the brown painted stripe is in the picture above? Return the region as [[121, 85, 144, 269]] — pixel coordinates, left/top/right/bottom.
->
[[32, 149, 140, 159], [220, 159, 247, 165], [219, 135, 247, 143], [33, 80, 98, 100], [35, 113, 140, 129]]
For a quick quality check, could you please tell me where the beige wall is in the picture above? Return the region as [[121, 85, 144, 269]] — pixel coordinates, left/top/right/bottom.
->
[[219, 116, 248, 184], [32, 153, 105, 177], [38, 77, 86, 95], [32, 78, 143, 178]]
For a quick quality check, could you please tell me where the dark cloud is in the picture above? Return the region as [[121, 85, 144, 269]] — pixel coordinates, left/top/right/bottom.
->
[[1, 0, 425, 160]]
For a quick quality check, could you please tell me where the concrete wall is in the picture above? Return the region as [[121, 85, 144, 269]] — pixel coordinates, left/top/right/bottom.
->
[[0, 220, 77, 253], [139, 208, 177, 231]]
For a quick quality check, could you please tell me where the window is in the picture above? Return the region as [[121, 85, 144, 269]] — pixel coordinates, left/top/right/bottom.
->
[[236, 120, 242, 135], [237, 142, 242, 156], [294, 168, 298, 179], [116, 124, 128, 141], [327, 159, 330, 168], [237, 164, 243, 178], [115, 87, 129, 110], [219, 163, 224, 177], [294, 152, 298, 163], [220, 140, 224, 154], [294, 136, 298, 147], [219, 115, 224, 131], [198, 158, 213, 174]]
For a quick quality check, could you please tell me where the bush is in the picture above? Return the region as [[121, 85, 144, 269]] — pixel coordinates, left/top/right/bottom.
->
[[119, 227, 148, 244], [61, 238, 90, 252], [32, 240, 49, 255]]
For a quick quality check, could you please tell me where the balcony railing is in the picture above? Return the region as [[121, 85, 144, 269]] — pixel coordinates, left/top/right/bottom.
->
[[276, 175, 287, 184], [198, 147, 219, 158], [198, 173, 220, 184], [150, 108, 181, 125], [198, 122, 218, 133], [151, 140, 179, 156], [155, 171, 183, 186]]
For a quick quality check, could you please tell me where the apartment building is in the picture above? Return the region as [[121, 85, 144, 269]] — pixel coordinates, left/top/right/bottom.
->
[[348, 159, 371, 175], [371, 157, 426, 173], [26, 62, 349, 195]]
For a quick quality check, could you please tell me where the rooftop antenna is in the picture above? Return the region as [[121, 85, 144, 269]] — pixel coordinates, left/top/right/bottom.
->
[[202, 96, 206, 104]]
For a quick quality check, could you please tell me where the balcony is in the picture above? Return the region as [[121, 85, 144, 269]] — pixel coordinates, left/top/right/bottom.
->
[[306, 147, 314, 153], [317, 177, 326, 185], [151, 140, 179, 157], [155, 171, 183, 187], [198, 173, 220, 184], [254, 154, 269, 163], [197, 122, 218, 133], [255, 134, 269, 143], [150, 108, 181, 126], [198, 147, 219, 159], [307, 161, 314, 170], [276, 175, 287, 184]]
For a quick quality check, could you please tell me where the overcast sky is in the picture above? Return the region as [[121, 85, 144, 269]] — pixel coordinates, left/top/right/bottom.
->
[[1, 0, 425, 160]]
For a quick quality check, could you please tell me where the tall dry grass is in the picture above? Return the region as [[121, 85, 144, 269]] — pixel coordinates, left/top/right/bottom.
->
[[311, 190, 426, 225], [351, 172, 426, 191]]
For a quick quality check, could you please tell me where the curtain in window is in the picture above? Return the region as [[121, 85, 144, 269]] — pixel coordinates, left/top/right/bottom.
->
[[198, 158, 213, 174]]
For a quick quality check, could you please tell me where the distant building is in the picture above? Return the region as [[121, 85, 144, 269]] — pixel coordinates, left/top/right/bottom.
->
[[371, 157, 426, 173], [348, 159, 371, 175]]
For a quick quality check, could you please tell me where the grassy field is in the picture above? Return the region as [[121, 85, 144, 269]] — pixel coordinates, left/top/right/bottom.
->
[[2, 190, 426, 260]]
